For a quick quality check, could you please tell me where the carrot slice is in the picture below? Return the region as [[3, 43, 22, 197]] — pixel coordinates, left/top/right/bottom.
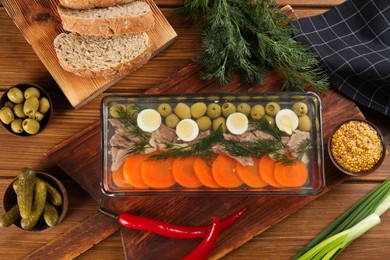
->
[[273, 160, 309, 187], [172, 157, 202, 188], [236, 157, 267, 188], [193, 157, 221, 188], [259, 155, 283, 188], [112, 165, 132, 188], [212, 155, 243, 188], [123, 154, 149, 188], [141, 158, 176, 188]]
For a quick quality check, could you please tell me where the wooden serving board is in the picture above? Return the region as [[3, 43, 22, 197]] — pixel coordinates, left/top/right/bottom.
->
[[2, 0, 177, 109], [43, 63, 364, 259]]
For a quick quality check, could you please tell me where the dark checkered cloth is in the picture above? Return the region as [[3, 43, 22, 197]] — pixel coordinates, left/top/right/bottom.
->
[[291, 0, 390, 116]]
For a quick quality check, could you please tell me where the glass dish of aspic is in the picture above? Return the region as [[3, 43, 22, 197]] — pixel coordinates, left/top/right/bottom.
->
[[101, 92, 325, 196]]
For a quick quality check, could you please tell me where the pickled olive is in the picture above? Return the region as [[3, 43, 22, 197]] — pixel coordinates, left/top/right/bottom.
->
[[11, 119, 23, 134], [265, 102, 281, 117], [22, 118, 40, 134], [13, 104, 27, 118], [24, 87, 41, 99], [212, 117, 227, 133], [23, 96, 40, 117], [7, 87, 24, 104], [236, 103, 251, 116], [250, 105, 265, 120], [174, 103, 191, 119], [32, 111, 44, 122], [126, 105, 138, 119], [292, 102, 308, 117], [165, 113, 180, 128], [190, 102, 207, 118], [221, 102, 236, 117], [298, 115, 312, 131], [157, 103, 172, 117], [4, 101, 15, 109], [0, 107, 14, 125], [207, 103, 221, 119], [38, 97, 51, 114], [109, 104, 126, 118], [264, 115, 275, 126], [196, 116, 212, 131]]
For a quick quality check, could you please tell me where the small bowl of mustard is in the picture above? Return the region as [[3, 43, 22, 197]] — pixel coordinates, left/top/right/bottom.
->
[[328, 119, 386, 176]]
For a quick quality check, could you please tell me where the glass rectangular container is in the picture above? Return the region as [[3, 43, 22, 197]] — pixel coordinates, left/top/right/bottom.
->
[[101, 92, 325, 196]]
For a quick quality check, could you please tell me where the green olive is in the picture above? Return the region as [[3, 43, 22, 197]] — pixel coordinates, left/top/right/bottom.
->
[[298, 115, 312, 131], [4, 101, 15, 109], [236, 103, 251, 116], [109, 104, 126, 118], [157, 103, 172, 117], [250, 104, 265, 120], [0, 107, 15, 125], [13, 104, 27, 118], [7, 87, 24, 104], [38, 97, 51, 114], [165, 113, 180, 128], [22, 118, 40, 135], [174, 103, 191, 119], [264, 115, 275, 126], [196, 116, 212, 131], [292, 102, 308, 117], [31, 111, 44, 122], [265, 102, 281, 117], [126, 105, 138, 119], [207, 103, 221, 119], [212, 117, 227, 133], [10, 119, 23, 134], [221, 102, 236, 117], [23, 97, 40, 117], [24, 87, 41, 99], [190, 102, 207, 118]]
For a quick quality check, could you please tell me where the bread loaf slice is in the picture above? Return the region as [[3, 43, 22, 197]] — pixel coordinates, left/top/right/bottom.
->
[[54, 32, 152, 78], [59, 0, 135, 10], [58, 1, 155, 36]]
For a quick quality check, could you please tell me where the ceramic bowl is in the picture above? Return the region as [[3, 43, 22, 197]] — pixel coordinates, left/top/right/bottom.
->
[[328, 119, 386, 176], [2, 172, 68, 231], [0, 83, 53, 136]]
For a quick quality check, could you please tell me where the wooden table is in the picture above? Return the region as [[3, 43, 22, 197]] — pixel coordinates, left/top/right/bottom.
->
[[0, 1, 389, 259]]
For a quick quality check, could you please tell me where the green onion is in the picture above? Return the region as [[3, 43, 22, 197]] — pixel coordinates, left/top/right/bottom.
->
[[294, 179, 390, 259]]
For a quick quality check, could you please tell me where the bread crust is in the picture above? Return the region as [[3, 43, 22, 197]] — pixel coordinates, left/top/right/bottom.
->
[[54, 33, 153, 78], [59, 0, 135, 10], [58, 6, 155, 36]]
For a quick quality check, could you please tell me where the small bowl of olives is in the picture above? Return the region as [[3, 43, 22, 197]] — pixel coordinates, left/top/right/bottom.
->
[[0, 83, 53, 136], [1, 170, 68, 231]]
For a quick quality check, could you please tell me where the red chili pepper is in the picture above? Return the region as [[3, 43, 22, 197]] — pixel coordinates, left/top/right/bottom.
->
[[181, 217, 220, 260], [99, 205, 247, 239]]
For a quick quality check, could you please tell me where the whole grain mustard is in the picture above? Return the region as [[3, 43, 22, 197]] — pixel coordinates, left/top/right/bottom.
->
[[331, 121, 382, 173]]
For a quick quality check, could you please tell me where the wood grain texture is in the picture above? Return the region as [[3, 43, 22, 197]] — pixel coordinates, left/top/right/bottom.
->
[[1, 0, 177, 109], [45, 63, 363, 259]]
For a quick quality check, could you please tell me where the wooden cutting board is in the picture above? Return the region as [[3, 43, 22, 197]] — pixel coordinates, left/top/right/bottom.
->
[[42, 63, 364, 259], [1, 0, 177, 109]]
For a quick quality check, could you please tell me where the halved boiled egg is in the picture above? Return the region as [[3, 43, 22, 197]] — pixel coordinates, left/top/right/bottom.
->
[[275, 109, 298, 135], [226, 112, 248, 135], [176, 119, 199, 142], [137, 109, 162, 133]]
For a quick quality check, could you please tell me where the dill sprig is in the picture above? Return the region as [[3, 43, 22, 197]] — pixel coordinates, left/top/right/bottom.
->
[[178, 0, 329, 92], [147, 126, 224, 160], [221, 138, 283, 158]]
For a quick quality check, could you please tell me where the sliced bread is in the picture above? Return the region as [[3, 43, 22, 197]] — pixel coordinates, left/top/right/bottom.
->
[[54, 32, 152, 78], [58, 1, 155, 36], [59, 0, 135, 10]]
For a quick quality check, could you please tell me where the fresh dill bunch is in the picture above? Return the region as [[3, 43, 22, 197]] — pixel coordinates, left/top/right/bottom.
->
[[179, 0, 329, 92], [147, 126, 224, 160]]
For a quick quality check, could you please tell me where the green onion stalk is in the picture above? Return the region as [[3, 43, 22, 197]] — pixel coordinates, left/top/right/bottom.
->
[[294, 179, 390, 259]]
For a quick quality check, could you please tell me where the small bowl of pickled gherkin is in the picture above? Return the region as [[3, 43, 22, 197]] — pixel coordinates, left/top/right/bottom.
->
[[0, 83, 53, 136], [1, 169, 68, 231]]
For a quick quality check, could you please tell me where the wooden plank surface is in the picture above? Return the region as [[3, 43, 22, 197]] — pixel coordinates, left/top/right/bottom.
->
[[1, 0, 177, 109], [0, 0, 389, 259]]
